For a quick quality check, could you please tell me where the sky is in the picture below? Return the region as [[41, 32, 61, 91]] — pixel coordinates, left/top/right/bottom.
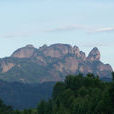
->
[[0, 0, 114, 69]]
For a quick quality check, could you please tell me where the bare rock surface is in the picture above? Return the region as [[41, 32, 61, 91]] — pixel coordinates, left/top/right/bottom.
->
[[11, 45, 37, 58], [0, 43, 113, 83]]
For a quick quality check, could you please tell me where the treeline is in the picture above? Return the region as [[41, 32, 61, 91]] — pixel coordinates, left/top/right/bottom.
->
[[0, 73, 114, 114], [37, 73, 114, 114]]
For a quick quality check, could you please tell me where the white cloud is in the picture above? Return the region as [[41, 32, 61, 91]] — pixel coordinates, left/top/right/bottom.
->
[[45, 24, 90, 32], [45, 25, 114, 34], [92, 27, 114, 33], [1, 25, 114, 39]]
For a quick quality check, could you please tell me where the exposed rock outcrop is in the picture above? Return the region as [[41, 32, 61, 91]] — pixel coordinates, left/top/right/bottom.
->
[[87, 47, 100, 61], [1, 61, 15, 73], [0, 43, 113, 83], [11, 45, 37, 58], [41, 44, 73, 58]]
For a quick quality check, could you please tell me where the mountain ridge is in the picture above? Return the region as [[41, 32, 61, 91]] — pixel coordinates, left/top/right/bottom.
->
[[0, 43, 113, 83]]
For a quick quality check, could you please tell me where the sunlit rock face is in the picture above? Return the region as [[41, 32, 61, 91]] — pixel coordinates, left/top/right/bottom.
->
[[11, 45, 37, 58], [0, 43, 113, 83], [1, 62, 15, 73], [41, 44, 73, 58]]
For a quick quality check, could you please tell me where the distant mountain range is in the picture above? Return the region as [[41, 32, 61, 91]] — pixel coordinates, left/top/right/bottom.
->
[[0, 43, 113, 83], [0, 80, 55, 109]]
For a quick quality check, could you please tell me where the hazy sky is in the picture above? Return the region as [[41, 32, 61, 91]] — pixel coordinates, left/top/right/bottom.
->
[[0, 0, 114, 69]]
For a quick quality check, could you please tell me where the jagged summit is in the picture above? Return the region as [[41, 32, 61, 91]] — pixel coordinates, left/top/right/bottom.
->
[[11, 44, 37, 58], [11, 44, 85, 59], [0, 43, 112, 83], [87, 47, 100, 61], [10, 44, 101, 62], [25, 44, 34, 48]]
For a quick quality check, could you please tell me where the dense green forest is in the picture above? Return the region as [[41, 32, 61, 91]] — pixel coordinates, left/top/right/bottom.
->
[[0, 73, 114, 114]]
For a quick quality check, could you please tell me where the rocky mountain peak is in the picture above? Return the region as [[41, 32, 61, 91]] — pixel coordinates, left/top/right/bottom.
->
[[41, 44, 73, 58], [87, 47, 100, 61], [11, 44, 37, 58], [39, 44, 47, 51], [25, 44, 34, 48], [80, 51, 86, 61], [73, 45, 79, 50], [0, 44, 113, 83], [73, 46, 80, 57]]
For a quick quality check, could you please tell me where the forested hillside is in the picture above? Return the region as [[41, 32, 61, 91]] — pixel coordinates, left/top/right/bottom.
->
[[37, 73, 114, 114], [0, 81, 55, 109], [0, 73, 114, 114]]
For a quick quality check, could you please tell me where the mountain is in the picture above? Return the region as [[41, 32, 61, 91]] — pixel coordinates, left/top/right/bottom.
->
[[0, 80, 55, 109], [0, 43, 113, 83]]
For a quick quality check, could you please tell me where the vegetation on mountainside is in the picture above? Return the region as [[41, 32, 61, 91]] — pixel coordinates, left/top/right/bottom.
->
[[0, 73, 114, 114], [0, 58, 51, 83], [37, 73, 114, 114], [0, 81, 55, 109]]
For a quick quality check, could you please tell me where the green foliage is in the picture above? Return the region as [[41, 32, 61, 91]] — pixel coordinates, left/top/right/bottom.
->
[[37, 73, 114, 114], [112, 72, 114, 81], [0, 73, 114, 114], [52, 82, 66, 99], [0, 99, 13, 114], [109, 82, 114, 112]]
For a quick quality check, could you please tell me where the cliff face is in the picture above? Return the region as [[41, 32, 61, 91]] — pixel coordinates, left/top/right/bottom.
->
[[0, 43, 113, 83], [87, 47, 100, 61], [11, 45, 37, 58]]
